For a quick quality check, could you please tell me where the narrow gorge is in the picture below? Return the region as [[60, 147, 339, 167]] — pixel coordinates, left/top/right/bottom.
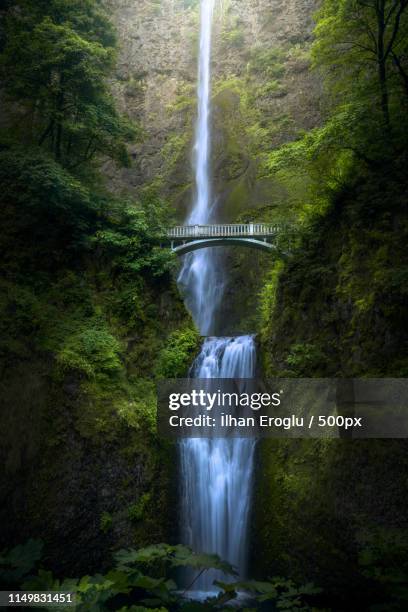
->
[[0, 0, 407, 610]]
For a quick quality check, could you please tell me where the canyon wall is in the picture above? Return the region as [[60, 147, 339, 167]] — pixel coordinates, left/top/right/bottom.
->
[[106, 0, 321, 215], [105, 0, 322, 332]]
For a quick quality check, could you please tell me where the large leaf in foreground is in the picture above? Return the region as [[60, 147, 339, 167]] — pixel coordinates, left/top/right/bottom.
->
[[115, 544, 173, 568], [115, 544, 237, 576], [0, 539, 43, 583], [171, 546, 237, 576]]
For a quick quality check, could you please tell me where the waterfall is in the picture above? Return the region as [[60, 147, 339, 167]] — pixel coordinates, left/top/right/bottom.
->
[[177, 0, 223, 336], [180, 337, 257, 591], [178, 0, 256, 594]]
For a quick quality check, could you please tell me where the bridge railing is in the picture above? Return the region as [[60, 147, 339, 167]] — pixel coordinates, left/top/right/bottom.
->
[[167, 223, 282, 239]]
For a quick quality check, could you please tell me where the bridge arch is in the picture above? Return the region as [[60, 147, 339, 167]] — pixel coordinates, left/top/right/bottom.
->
[[171, 237, 275, 255]]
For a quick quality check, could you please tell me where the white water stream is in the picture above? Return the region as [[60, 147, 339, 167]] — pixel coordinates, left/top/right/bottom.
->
[[178, 0, 256, 592], [177, 0, 223, 336], [180, 338, 256, 590]]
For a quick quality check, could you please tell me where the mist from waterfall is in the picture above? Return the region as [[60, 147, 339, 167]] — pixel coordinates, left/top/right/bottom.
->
[[178, 0, 257, 594]]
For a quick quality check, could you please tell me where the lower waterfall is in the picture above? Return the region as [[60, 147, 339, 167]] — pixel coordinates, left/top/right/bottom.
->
[[180, 336, 257, 591]]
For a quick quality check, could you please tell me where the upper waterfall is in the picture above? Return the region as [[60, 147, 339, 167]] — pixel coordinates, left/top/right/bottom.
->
[[178, 0, 223, 335], [188, 0, 215, 225]]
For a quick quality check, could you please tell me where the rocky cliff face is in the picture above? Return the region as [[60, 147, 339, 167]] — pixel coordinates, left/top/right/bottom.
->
[[105, 0, 321, 215], [104, 0, 322, 333], [103, 0, 197, 200], [0, 278, 195, 576]]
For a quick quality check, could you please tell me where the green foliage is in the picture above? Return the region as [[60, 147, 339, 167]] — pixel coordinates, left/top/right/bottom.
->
[[100, 512, 113, 534], [128, 494, 151, 523], [261, 0, 408, 228], [160, 132, 192, 181], [155, 328, 200, 378], [0, 0, 195, 560], [259, 261, 284, 339], [57, 327, 122, 379], [114, 543, 237, 577], [1, 540, 323, 611], [216, 578, 322, 610], [114, 379, 158, 433], [0, 540, 43, 586], [222, 27, 245, 49], [0, 140, 185, 438], [312, 0, 408, 144], [0, 148, 95, 263], [256, 7, 408, 606], [358, 528, 408, 611], [285, 344, 325, 377], [259, 0, 408, 377], [248, 46, 286, 79], [312, 0, 408, 118], [0, 0, 138, 167], [93, 190, 175, 279]]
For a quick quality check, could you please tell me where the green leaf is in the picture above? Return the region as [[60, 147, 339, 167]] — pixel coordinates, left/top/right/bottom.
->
[[170, 546, 237, 576], [0, 539, 43, 583]]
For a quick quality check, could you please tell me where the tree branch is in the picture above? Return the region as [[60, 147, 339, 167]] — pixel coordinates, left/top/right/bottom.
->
[[391, 50, 408, 94], [385, 0, 401, 26], [385, 0, 408, 59], [338, 40, 376, 54]]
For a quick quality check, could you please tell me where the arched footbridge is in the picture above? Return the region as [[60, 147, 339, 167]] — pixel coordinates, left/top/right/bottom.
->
[[166, 223, 287, 255]]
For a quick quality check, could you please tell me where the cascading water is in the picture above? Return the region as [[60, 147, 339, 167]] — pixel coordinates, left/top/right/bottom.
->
[[177, 0, 223, 335], [180, 338, 257, 590], [178, 0, 257, 593]]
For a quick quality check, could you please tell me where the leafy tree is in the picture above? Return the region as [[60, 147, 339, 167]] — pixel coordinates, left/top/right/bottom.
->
[[0, 0, 137, 167], [92, 191, 175, 279], [0, 148, 96, 277], [263, 0, 408, 217], [312, 0, 408, 130]]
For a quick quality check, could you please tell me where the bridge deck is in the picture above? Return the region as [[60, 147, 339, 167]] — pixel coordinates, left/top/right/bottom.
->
[[167, 223, 282, 240]]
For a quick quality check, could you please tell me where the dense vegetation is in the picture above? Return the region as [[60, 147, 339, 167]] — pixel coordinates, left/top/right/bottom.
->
[[0, 0, 199, 577], [255, 1, 408, 610], [0, 539, 326, 611]]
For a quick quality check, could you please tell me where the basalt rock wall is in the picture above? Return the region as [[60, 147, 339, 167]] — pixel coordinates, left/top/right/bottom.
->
[[105, 0, 322, 332]]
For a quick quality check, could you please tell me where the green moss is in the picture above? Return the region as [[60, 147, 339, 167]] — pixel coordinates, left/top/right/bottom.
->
[[254, 438, 408, 606], [100, 512, 113, 533], [285, 343, 326, 376], [255, 157, 408, 604], [259, 260, 284, 340], [248, 46, 287, 77], [222, 27, 245, 49], [125, 78, 145, 99], [128, 493, 151, 523]]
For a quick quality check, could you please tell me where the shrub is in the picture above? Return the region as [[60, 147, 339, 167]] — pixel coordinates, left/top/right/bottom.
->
[[155, 327, 199, 379]]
